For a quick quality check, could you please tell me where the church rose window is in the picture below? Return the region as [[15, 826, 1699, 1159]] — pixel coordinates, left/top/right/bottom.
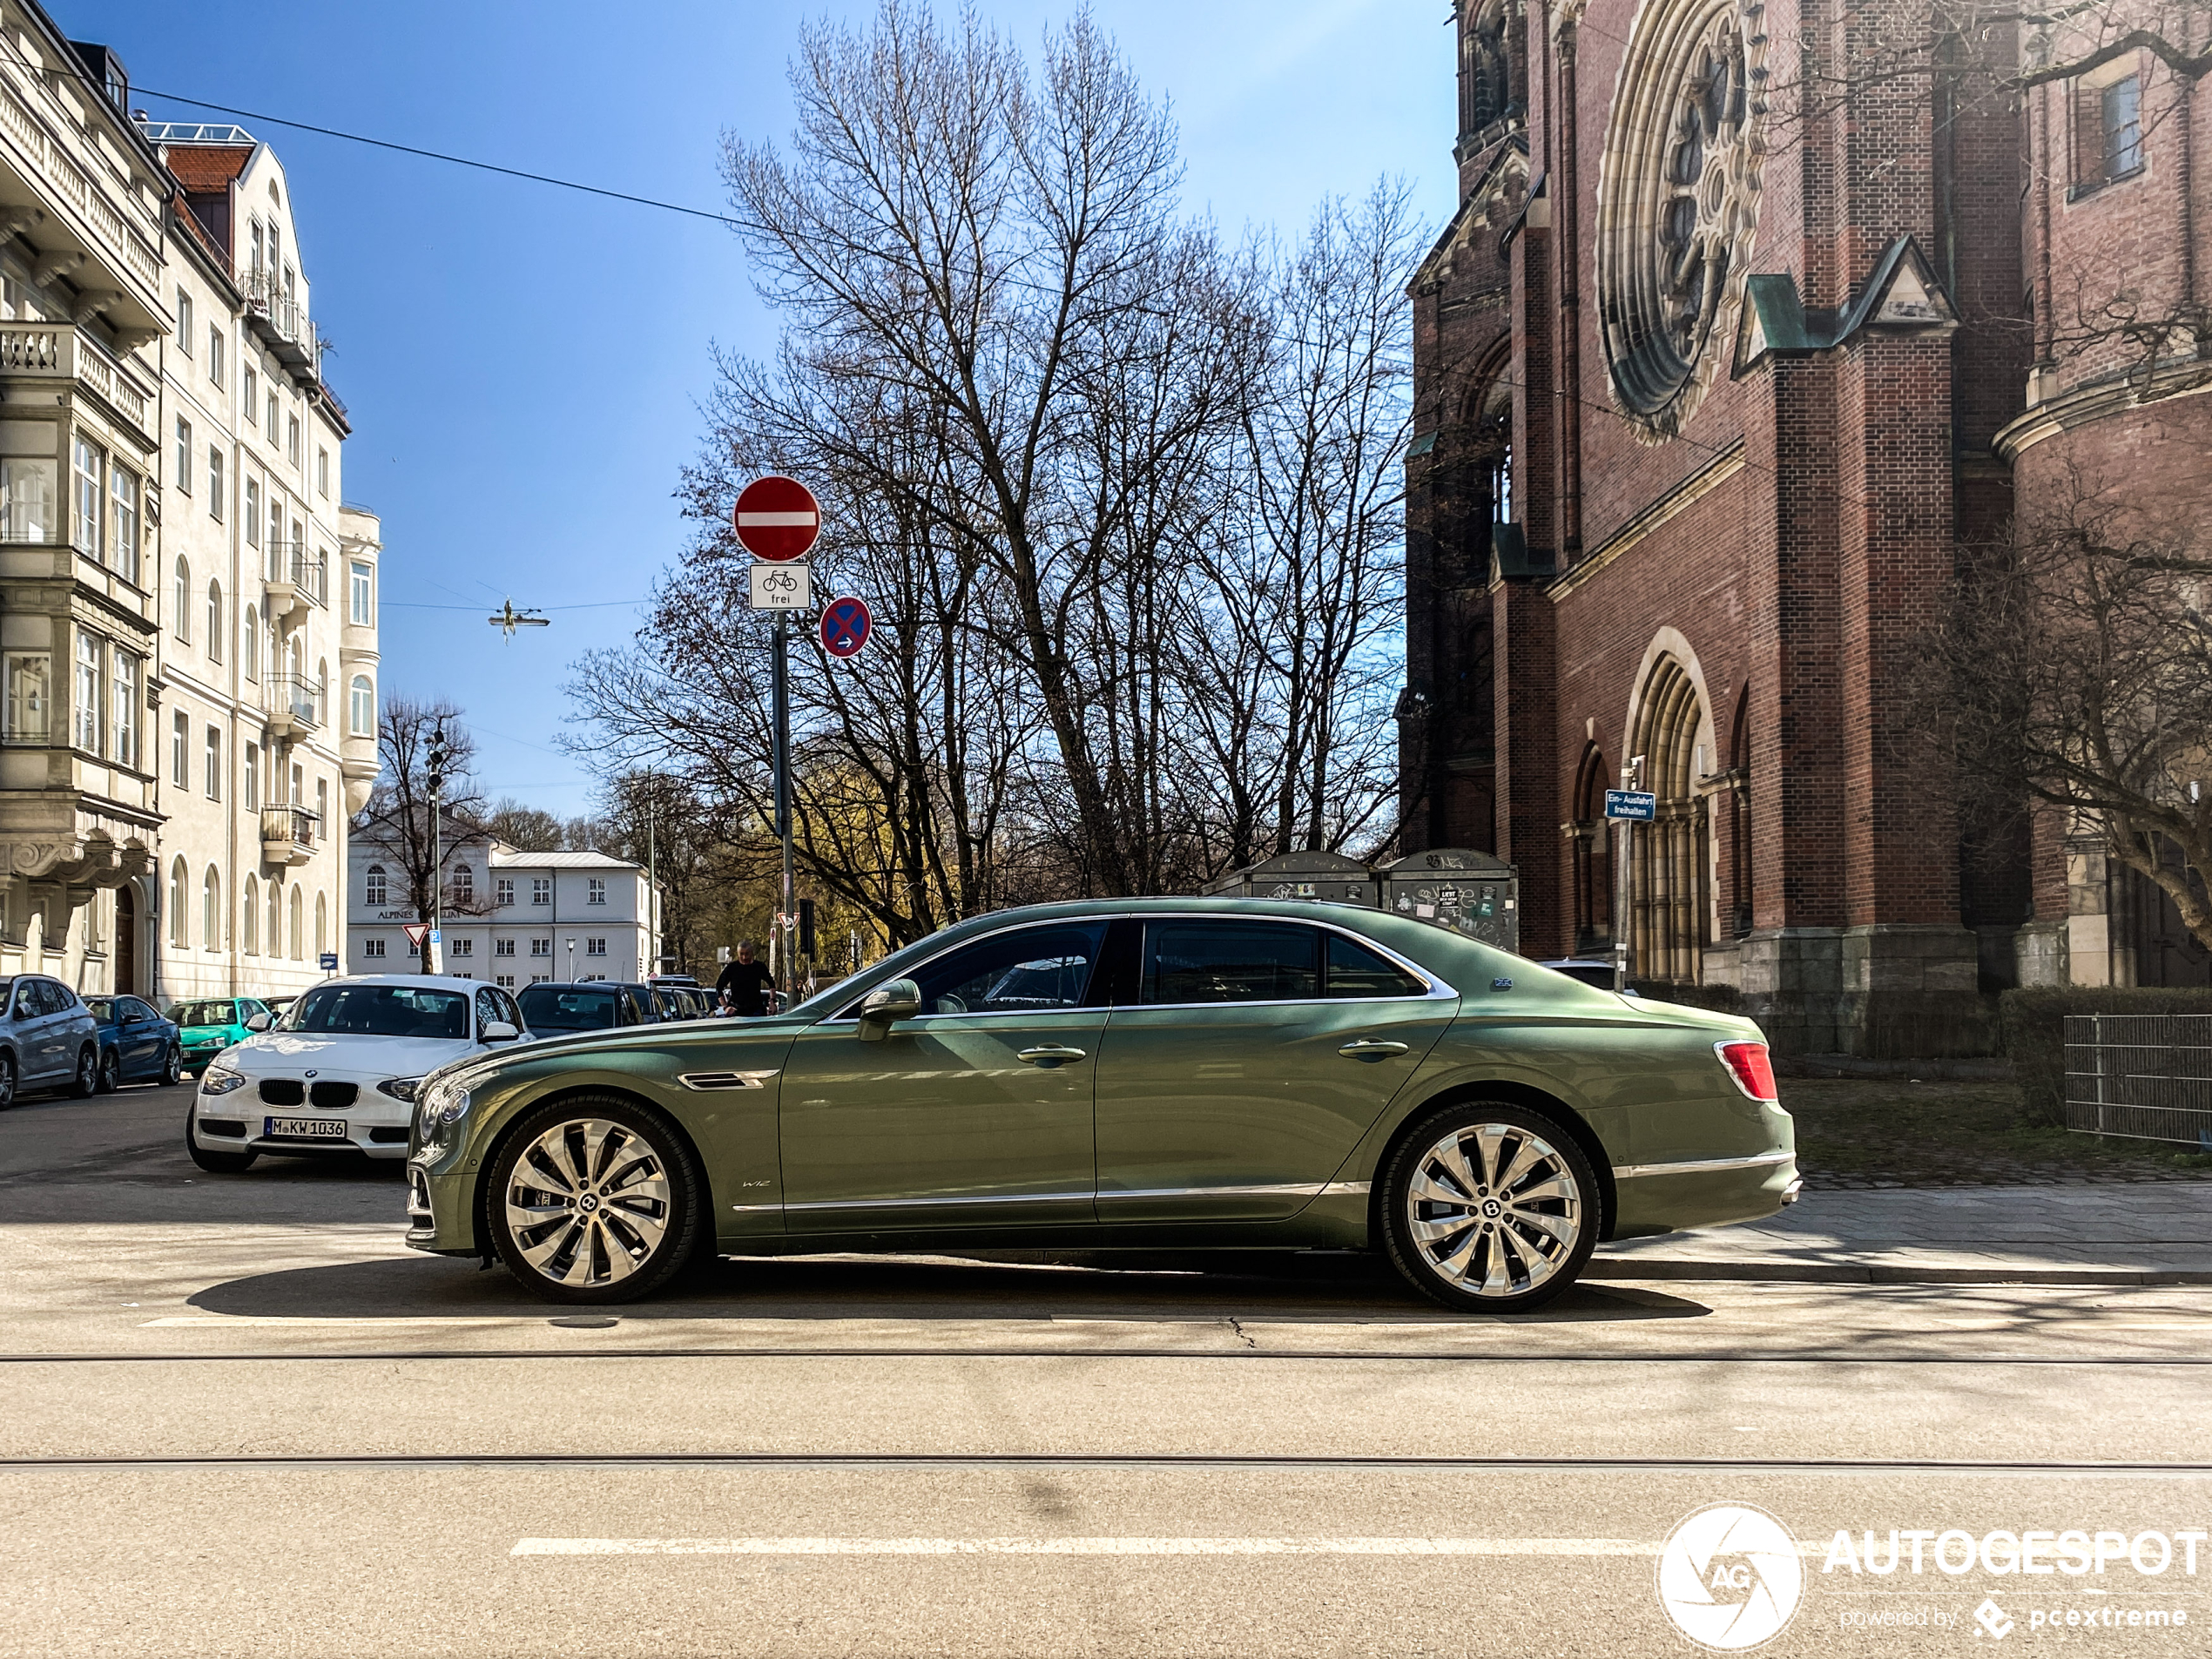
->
[[1596, 0, 1768, 439]]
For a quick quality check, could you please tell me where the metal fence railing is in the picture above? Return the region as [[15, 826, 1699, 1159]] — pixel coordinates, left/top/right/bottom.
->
[[2064, 1014, 2212, 1146]]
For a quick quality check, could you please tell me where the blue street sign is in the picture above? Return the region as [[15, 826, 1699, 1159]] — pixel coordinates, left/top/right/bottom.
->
[[319, 952, 339, 972], [1604, 789, 1657, 821], [820, 596, 872, 658]]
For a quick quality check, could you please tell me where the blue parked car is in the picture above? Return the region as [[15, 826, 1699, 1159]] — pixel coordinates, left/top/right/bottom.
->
[[81, 995, 184, 1092]]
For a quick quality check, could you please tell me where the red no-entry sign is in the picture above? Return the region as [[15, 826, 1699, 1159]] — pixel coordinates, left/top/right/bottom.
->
[[733, 475, 820, 562]]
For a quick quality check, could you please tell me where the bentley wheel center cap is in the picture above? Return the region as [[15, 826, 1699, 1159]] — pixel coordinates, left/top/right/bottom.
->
[[1480, 1198, 1503, 1220], [579, 1195, 599, 1213]]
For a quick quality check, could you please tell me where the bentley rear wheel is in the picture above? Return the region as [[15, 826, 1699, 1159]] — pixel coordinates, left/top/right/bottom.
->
[[1380, 1101, 1598, 1314], [488, 1096, 703, 1305]]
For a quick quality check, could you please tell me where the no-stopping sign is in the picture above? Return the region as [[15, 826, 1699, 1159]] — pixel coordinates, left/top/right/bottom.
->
[[820, 596, 872, 658]]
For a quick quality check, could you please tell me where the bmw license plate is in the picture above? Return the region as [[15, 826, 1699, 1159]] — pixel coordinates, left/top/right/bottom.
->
[[266, 1116, 347, 1139]]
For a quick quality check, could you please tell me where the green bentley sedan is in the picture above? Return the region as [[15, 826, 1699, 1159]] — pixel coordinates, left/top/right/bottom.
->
[[403, 899, 1797, 1311]]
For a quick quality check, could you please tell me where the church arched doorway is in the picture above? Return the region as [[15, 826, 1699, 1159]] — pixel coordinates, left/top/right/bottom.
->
[[1626, 647, 1716, 985]]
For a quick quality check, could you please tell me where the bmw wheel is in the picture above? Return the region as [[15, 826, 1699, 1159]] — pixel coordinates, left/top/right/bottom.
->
[[95, 1049, 120, 1095], [67, 1045, 98, 1098], [488, 1096, 703, 1305], [1380, 1101, 1598, 1313]]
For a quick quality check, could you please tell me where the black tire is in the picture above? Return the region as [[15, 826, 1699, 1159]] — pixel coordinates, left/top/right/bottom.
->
[[95, 1049, 120, 1095], [0, 1053, 14, 1107], [186, 1110, 258, 1173], [487, 1095, 704, 1305], [160, 1046, 183, 1087], [1379, 1099, 1599, 1314], [67, 1045, 98, 1098]]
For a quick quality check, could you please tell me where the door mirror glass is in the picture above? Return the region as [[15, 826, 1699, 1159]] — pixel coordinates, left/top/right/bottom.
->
[[244, 1012, 273, 1032], [856, 978, 922, 1041], [481, 1020, 518, 1042]]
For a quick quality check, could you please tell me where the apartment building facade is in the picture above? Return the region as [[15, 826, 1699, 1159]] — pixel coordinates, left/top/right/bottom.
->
[[346, 830, 657, 987]]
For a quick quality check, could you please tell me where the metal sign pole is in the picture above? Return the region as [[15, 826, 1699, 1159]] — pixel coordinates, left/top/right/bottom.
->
[[772, 616, 794, 1003], [1614, 759, 1634, 994]]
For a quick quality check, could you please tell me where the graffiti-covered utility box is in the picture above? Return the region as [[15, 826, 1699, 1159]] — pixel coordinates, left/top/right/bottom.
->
[[1372, 849, 1519, 953], [1202, 850, 1380, 908]]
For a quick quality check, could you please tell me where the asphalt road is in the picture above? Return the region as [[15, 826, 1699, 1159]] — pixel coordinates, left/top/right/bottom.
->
[[2, 1080, 2209, 1656]]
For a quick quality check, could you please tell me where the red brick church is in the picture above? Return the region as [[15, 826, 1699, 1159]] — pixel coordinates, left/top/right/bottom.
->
[[1399, 0, 2211, 1054]]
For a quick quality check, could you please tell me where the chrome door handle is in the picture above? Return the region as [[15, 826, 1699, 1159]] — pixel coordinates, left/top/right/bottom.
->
[[1339, 1038, 1410, 1059], [1017, 1045, 1088, 1067]]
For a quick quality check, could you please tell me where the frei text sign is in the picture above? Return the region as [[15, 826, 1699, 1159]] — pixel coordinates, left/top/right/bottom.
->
[[733, 475, 821, 562], [749, 563, 813, 612], [1604, 790, 1657, 821]]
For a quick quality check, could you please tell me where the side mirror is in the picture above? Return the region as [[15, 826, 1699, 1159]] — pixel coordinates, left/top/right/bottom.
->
[[481, 1020, 519, 1042], [855, 978, 922, 1042], [244, 1012, 273, 1032]]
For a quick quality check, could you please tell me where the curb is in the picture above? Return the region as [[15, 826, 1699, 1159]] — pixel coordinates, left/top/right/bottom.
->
[[1586, 1258, 2212, 1287]]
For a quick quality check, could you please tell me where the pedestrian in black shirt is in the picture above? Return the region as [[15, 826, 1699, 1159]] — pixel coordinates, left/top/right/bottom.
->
[[716, 940, 777, 1016]]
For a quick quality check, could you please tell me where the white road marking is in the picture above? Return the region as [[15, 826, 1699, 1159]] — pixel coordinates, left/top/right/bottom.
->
[[512, 1537, 1660, 1557]]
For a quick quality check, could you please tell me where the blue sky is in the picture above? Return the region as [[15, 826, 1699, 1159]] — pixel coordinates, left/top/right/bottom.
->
[[64, 1, 1456, 814]]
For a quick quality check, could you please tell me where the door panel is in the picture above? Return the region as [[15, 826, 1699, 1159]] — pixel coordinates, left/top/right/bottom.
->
[[1093, 921, 1457, 1222]]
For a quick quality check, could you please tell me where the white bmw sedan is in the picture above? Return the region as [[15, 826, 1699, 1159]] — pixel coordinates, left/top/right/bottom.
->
[[186, 976, 529, 1172]]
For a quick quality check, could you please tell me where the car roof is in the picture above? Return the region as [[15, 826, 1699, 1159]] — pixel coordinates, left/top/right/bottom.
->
[[313, 974, 486, 993]]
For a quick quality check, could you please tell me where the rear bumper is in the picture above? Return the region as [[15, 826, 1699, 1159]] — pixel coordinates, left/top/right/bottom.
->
[[1609, 1150, 1799, 1238]]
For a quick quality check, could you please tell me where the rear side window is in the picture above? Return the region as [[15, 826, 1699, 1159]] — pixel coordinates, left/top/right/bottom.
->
[[1143, 921, 1321, 1005], [1324, 934, 1430, 999], [901, 922, 1109, 1016]]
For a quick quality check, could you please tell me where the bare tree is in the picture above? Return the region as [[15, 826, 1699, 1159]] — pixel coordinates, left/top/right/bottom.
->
[[359, 698, 488, 968]]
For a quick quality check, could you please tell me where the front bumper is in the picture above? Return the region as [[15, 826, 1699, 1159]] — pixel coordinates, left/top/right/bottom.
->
[[405, 1152, 479, 1253], [190, 1083, 415, 1161]]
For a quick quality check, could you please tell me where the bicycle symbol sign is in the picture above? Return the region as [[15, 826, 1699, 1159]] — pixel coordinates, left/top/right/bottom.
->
[[820, 596, 872, 658], [747, 562, 813, 612]]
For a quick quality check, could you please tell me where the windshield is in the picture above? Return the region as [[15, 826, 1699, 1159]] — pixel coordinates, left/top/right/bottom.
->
[[287, 984, 471, 1039], [169, 1001, 238, 1028], [517, 986, 618, 1029]]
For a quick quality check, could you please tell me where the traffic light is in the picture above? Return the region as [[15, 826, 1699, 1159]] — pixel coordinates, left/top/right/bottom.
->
[[426, 724, 448, 794], [798, 897, 816, 959]]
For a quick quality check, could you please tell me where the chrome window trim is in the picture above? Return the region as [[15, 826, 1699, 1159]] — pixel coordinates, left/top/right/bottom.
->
[[1609, 1151, 1794, 1180], [817, 912, 1457, 1025]]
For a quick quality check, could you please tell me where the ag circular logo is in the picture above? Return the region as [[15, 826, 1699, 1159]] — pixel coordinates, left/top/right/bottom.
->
[[1656, 1502, 1803, 1651]]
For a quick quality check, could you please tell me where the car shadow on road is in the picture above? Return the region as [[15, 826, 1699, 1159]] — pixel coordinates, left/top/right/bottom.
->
[[187, 1248, 1710, 1325]]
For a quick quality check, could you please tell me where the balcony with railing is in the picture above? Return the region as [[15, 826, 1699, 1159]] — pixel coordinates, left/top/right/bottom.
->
[[260, 804, 320, 867], [242, 267, 319, 380], [0, 320, 155, 438], [263, 541, 327, 617], [262, 671, 321, 738]]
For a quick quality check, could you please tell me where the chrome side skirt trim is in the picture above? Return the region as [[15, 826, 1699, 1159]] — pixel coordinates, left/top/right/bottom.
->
[[1318, 1180, 1372, 1197], [1609, 1151, 1795, 1180], [780, 1191, 1095, 1214], [742, 1180, 1373, 1216], [679, 1070, 779, 1091]]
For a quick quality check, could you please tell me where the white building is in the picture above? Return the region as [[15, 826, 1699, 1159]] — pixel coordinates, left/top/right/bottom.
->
[[347, 829, 657, 987], [142, 121, 377, 1005]]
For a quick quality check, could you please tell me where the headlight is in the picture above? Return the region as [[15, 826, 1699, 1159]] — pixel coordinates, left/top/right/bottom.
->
[[377, 1077, 421, 1103], [417, 1079, 472, 1133], [199, 1067, 247, 1096]]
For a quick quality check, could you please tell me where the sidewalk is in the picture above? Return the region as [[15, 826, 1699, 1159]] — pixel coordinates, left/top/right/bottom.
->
[[1589, 1182, 2212, 1285]]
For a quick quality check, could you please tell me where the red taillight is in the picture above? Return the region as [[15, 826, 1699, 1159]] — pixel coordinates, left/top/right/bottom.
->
[[1716, 1040, 1778, 1103]]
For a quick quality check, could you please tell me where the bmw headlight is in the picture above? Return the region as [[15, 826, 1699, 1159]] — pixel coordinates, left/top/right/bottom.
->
[[376, 1077, 421, 1103], [199, 1066, 247, 1096]]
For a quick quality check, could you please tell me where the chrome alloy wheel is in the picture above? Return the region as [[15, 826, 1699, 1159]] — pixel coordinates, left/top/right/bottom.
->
[[1405, 1122, 1582, 1299], [502, 1117, 674, 1289]]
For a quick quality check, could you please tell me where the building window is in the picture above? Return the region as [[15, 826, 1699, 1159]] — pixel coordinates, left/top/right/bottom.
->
[[530, 974, 550, 984], [171, 709, 187, 786], [315, 892, 327, 955], [531, 878, 550, 905], [267, 881, 281, 954], [174, 417, 191, 494], [73, 633, 98, 752], [202, 867, 220, 950], [175, 287, 192, 349], [172, 557, 190, 642], [529, 938, 550, 957], [407, 937, 419, 959], [349, 675, 374, 737], [208, 324, 224, 387], [316, 447, 330, 497], [107, 466, 138, 583], [496, 974, 515, 988], [349, 560, 373, 625], [168, 857, 187, 948], [243, 365, 257, 417], [286, 415, 300, 467], [289, 886, 303, 960], [244, 741, 259, 809], [242, 875, 259, 954], [207, 446, 223, 519], [495, 938, 515, 956], [245, 477, 260, 548], [267, 497, 285, 574], [495, 878, 514, 907], [242, 606, 260, 682], [204, 726, 221, 800], [2, 457, 57, 543], [3, 652, 50, 744], [363, 937, 385, 958], [265, 392, 278, 442], [2102, 75, 2143, 181], [72, 438, 102, 559], [366, 865, 387, 907], [206, 582, 224, 662], [588, 878, 606, 905], [316, 777, 328, 838], [586, 938, 607, 957], [452, 937, 474, 958], [452, 866, 474, 905], [111, 652, 135, 768]]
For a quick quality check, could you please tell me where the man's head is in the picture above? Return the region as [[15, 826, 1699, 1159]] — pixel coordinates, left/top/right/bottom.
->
[[736, 940, 755, 963]]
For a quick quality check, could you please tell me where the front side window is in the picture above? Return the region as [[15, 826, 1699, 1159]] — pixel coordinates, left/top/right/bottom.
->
[[1142, 921, 1321, 1005], [107, 467, 138, 583], [905, 922, 1108, 1016], [2, 457, 57, 543], [71, 438, 101, 558], [72, 633, 98, 752], [349, 560, 373, 624]]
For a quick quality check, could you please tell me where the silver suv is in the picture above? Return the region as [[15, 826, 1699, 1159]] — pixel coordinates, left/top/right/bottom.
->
[[0, 975, 101, 1104]]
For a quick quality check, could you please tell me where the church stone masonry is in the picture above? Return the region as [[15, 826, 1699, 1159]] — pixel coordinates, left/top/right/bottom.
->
[[1399, 0, 2212, 1055]]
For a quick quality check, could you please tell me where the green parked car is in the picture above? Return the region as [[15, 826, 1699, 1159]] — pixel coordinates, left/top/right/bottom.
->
[[167, 997, 273, 1076], [404, 899, 1797, 1310]]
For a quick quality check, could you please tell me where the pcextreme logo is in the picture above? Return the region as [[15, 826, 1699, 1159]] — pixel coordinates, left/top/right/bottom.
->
[[1657, 1502, 1805, 1651]]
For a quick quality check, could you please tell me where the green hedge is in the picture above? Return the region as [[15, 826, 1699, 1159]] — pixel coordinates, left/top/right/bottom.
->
[[1999, 986, 2212, 1127]]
